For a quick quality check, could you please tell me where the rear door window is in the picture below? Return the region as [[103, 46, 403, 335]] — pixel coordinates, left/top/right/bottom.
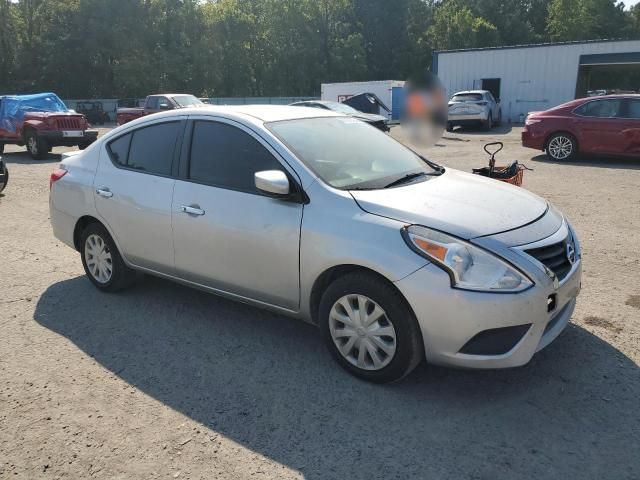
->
[[188, 121, 283, 194], [146, 97, 159, 109], [575, 99, 623, 118], [107, 121, 181, 176]]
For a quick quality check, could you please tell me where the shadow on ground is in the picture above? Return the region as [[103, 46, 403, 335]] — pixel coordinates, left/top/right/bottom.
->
[[35, 276, 639, 479], [530, 153, 640, 170], [448, 124, 514, 136], [0, 151, 62, 165]]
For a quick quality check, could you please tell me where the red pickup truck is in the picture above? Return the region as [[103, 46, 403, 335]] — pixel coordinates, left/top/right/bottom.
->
[[0, 93, 98, 160], [116, 94, 205, 125]]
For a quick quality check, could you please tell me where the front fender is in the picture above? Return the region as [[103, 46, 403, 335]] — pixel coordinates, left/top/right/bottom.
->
[[22, 120, 46, 137]]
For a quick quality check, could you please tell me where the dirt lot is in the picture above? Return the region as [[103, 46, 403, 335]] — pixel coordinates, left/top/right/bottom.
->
[[1, 125, 639, 479]]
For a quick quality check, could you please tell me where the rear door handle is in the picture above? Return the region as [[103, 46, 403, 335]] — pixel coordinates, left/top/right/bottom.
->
[[96, 188, 113, 198], [181, 205, 205, 216]]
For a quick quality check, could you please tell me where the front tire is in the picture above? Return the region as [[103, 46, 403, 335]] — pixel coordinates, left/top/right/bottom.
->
[[546, 133, 577, 161], [0, 162, 8, 193], [25, 130, 48, 160], [319, 272, 424, 383], [80, 223, 137, 292], [446, 122, 454, 132]]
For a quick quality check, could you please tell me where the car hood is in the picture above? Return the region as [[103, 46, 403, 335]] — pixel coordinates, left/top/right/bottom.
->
[[351, 112, 387, 123], [24, 111, 81, 119], [349, 168, 548, 239]]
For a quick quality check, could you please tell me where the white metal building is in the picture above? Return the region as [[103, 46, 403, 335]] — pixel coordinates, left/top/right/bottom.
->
[[433, 39, 640, 122]]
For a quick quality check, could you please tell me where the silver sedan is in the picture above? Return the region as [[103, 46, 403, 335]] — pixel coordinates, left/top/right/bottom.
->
[[49, 106, 581, 383]]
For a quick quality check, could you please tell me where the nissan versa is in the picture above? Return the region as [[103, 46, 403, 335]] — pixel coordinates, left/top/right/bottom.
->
[[49, 106, 582, 383]]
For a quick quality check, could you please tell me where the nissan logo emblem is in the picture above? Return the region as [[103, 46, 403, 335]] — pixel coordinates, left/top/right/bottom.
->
[[566, 243, 576, 265]]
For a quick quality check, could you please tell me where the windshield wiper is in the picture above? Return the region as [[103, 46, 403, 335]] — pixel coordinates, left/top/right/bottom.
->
[[384, 172, 428, 189]]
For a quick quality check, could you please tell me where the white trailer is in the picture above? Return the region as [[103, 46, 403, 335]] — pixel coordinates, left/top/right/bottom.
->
[[321, 80, 405, 121]]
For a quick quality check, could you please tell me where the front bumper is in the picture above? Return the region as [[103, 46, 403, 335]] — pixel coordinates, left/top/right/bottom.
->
[[395, 240, 581, 369], [38, 129, 98, 146]]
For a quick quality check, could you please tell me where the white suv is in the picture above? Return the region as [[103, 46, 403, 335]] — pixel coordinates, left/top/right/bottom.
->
[[447, 90, 502, 131]]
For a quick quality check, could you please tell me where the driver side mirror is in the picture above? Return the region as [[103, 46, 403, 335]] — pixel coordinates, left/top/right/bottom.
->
[[255, 170, 290, 196], [159, 102, 170, 110]]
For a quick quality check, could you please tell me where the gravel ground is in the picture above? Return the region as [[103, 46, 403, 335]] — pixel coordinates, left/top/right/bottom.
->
[[0, 124, 638, 479]]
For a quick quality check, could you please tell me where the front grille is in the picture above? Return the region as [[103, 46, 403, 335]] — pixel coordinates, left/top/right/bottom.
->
[[55, 117, 82, 129], [525, 237, 574, 281]]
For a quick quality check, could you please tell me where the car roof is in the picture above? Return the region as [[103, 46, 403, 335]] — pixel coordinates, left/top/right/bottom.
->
[[154, 104, 344, 122], [452, 90, 488, 95], [581, 93, 640, 99]]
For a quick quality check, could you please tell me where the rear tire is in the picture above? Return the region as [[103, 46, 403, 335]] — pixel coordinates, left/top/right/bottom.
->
[[546, 133, 577, 161], [80, 223, 137, 292], [319, 272, 424, 383], [25, 130, 48, 160], [482, 113, 493, 131]]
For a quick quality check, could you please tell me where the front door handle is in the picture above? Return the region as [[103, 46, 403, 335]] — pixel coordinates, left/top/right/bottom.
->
[[181, 205, 205, 216], [96, 187, 113, 198]]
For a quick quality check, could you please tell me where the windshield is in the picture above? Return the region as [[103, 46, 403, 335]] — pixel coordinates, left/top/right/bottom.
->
[[21, 94, 68, 113], [268, 117, 440, 190], [451, 93, 484, 102], [173, 95, 204, 107]]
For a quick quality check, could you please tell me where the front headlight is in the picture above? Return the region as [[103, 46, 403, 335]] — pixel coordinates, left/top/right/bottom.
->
[[402, 225, 533, 293]]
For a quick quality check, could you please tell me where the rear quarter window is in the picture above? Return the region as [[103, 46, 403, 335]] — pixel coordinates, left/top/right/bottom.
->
[[107, 121, 181, 176], [107, 133, 131, 166]]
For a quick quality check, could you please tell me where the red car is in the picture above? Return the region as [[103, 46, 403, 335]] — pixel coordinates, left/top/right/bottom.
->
[[522, 94, 640, 160]]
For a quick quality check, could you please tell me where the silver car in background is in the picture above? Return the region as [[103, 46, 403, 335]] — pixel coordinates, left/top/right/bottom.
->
[[49, 105, 581, 383], [447, 90, 502, 131]]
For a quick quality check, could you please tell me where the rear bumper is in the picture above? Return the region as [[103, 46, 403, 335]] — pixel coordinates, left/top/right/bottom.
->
[[448, 111, 489, 123], [38, 129, 98, 146], [522, 128, 546, 150]]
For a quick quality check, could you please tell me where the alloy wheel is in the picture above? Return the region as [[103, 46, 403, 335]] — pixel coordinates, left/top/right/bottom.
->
[[329, 294, 397, 371], [548, 135, 573, 160], [84, 234, 113, 284]]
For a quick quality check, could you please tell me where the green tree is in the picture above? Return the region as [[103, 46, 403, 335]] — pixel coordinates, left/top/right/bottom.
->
[[428, 0, 499, 51], [0, 0, 18, 91], [547, 0, 628, 41]]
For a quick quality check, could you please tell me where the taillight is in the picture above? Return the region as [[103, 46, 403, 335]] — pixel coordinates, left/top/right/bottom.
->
[[50, 168, 67, 189]]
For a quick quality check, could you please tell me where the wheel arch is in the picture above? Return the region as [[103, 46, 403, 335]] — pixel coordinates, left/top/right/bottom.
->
[[73, 215, 104, 251], [309, 264, 415, 326]]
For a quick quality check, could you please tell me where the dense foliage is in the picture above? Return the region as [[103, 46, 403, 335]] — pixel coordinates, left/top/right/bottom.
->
[[0, 0, 638, 98]]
